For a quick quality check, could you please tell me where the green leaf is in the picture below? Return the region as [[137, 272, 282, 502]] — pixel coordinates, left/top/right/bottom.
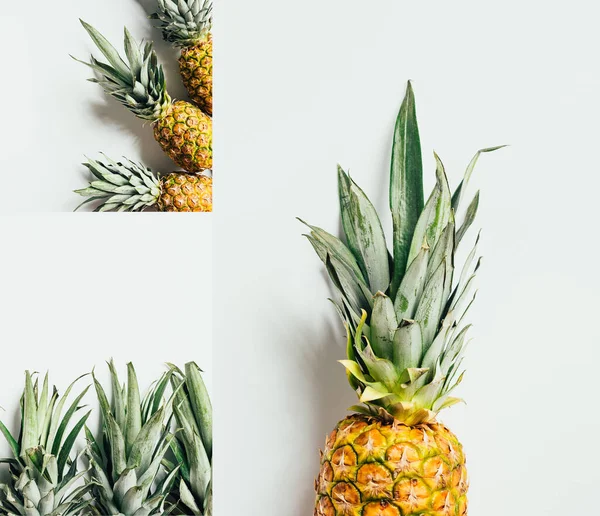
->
[[357, 345, 399, 392], [79, 20, 131, 80], [452, 145, 507, 212], [57, 411, 91, 478], [392, 320, 423, 372], [347, 177, 390, 294], [390, 81, 424, 296], [394, 244, 429, 321], [338, 165, 364, 276], [406, 154, 451, 268], [414, 260, 447, 346], [0, 420, 19, 459], [22, 371, 39, 455], [185, 363, 212, 459], [51, 385, 90, 458], [369, 293, 397, 360], [125, 363, 142, 455], [456, 191, 479, 244]]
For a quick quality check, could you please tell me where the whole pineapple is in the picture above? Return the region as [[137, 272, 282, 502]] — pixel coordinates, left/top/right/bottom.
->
[[303, 82, 503, 516], [85, 361, 178, 515], [74, 155, 212, 212], [75, 22, 212, 172], [152, 0, 213, 115], [0, 372, 92, 515], [165, 363, 212, 516]]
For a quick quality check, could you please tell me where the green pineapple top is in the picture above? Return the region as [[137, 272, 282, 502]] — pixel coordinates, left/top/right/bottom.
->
[[74, 21, 172, 121], [152, 0, 213, 47], [0, 372, 92, 515], [85, 361, 179, 515], [302, 82, 503, 425], [167, 363, 212, 516], [74, 155, 162, 212]]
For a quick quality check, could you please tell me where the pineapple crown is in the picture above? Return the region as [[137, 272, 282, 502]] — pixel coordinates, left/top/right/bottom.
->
[[166, 362, 212, 516], [0, 372, 93, 515], [74, 21, 172, 121], [85, 361, 179, 515], [74, 155, 162, 212], [151, 0, 213, 47], [302, 82, 504, 425]]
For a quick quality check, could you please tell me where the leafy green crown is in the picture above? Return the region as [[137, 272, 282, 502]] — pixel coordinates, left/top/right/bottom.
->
[[302, 82, 503, 425], [74, 155, 162, 212], [74, 21, 171, 121], [152, 0, 213, 47], [0, 372, 92, 515], [167, 362, 212, 516], [85, 361, 178, 515]]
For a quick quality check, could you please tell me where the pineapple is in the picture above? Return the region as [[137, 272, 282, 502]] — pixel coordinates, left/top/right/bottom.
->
[[75, 22, 212, 172], [85, 361, 179, 515], [152, 0, 213, 115], [0, 372, 93, 515], [303, 82, 503, 515], [165, 363, 212, 516], [74, 155, 212, 212]]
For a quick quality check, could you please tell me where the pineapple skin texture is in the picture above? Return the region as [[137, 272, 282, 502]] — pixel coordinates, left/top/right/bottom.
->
[[158, 173, 212, 212], [315, 415, 468, 516], [179, 35, 213, 116], [153, 100, 212, 172]]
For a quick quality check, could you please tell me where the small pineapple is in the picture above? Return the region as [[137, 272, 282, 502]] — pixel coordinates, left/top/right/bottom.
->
[[303, 82, 503, 515], [166, 363, 212, 516], [75, 22, 212, 172], [152, 0, 213, 115], [74, 155, 212, 212], [0, 372, 92, 515], [85, 361, 178, 515]]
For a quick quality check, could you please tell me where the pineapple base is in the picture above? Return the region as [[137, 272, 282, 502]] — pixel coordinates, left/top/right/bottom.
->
[[179, 36, 213, 116], [153, 100, 212, 172], [315, 415, 467, 516], [158, 173, 212, 212]]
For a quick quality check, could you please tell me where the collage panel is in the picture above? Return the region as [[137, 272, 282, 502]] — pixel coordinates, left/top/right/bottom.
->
[[0, 216, 213, 514], [215, 1, 600, 514], [1, 0, 212, 212]]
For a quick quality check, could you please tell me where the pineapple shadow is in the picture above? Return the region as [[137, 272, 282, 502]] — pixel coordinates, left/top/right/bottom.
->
[[294, 274, 357, 515]]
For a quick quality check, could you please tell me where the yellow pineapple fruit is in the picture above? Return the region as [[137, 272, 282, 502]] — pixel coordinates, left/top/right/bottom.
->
[[75, 155, 212, 212], [302, 82, 504, 515], [153, 0, 213, 115], [75, 21, 212, 172]]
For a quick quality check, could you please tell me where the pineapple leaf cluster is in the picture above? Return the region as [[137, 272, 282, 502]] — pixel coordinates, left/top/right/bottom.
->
[[0, 372, 93, 515], [303, 82, 504, 425], [151, 0, 213, 47], [74, 21, 171, 121], [0, 362, 212, 516], [74, 156, 162, 212]]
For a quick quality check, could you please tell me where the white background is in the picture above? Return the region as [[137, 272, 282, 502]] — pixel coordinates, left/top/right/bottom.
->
[[0, 216, 212, 461], [0, 0, 192, 211], [216, 1, 600, 514]]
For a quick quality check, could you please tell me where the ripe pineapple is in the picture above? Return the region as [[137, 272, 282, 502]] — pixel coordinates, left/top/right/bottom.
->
[[0, 372, 92, 515], [85, 361, 178, 515], [75, 22, 212, 172], [303, 82, 503, 515], [74, 155, 212, 212], [152, 0, 213, 115], [165, 363, 212, 516]]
